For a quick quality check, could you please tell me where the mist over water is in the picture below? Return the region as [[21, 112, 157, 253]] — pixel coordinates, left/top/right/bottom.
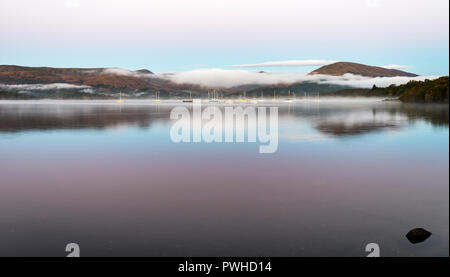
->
[[0, 99, 448, 256]]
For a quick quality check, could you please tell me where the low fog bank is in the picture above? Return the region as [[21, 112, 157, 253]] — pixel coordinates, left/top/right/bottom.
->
[[161, 68, 438, 88], [0, 83, 95, 94]]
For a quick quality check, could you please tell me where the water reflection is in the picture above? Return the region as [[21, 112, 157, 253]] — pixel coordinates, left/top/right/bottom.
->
[[0, 100, 448, 137], [0, 102, 171, 132], [0, 99, 448, 256], [386, 103, 449, 127]]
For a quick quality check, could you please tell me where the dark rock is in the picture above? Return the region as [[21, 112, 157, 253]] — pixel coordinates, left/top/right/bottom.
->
[[406, 228, 432, 244]]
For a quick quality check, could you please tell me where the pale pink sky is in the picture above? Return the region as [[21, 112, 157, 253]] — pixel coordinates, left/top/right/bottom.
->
[[0, 0, 448, 74]]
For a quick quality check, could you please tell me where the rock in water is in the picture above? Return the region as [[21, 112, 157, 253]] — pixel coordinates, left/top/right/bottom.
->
[[406, 228, 432, 244]]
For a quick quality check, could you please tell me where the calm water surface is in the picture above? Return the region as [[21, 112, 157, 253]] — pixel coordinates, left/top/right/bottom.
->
[[0, 99, 448, 256]]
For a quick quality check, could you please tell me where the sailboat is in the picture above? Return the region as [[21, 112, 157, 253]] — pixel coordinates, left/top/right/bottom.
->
[[154, 91, 162, 103], [116, 92, 125, 103], [239, 91, 248, 103], [209, 89, 219, 103], [259, 91, 264, 102], [183, 91, 193, 102], [285, 90, 294, 103]]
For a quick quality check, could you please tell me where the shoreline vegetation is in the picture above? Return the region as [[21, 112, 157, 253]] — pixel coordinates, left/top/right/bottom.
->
[[322, 77, 449, 103], [1, 77, 448, 103]]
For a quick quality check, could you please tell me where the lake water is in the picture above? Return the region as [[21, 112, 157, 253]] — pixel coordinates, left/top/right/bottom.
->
[[0, 99, 448, 257]]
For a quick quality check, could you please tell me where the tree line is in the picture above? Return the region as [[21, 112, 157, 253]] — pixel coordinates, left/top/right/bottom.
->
[[323, 76, 449, 103]]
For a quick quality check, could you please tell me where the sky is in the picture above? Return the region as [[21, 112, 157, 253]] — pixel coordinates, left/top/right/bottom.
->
[[0, 0, 448, 76]]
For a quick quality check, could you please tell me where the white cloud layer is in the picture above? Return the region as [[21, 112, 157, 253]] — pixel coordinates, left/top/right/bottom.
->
[[227, 60, 336, 68], [381, 64, 411, 70], [163, 69, 437, 88]]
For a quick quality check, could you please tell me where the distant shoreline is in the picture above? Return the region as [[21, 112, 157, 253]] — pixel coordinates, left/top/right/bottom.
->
[[321, 77, 448, 103], [1, 77, 448, 103]]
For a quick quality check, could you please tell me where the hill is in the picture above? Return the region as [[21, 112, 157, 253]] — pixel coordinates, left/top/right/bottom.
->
[[0, 65, 209, 98], [309, 62, 418, 77]]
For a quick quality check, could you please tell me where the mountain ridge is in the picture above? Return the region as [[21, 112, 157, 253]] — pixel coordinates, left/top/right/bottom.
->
[[0, 64, 199, 96], [309, 62, 418, 77], [0, 62, 423, 98]]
